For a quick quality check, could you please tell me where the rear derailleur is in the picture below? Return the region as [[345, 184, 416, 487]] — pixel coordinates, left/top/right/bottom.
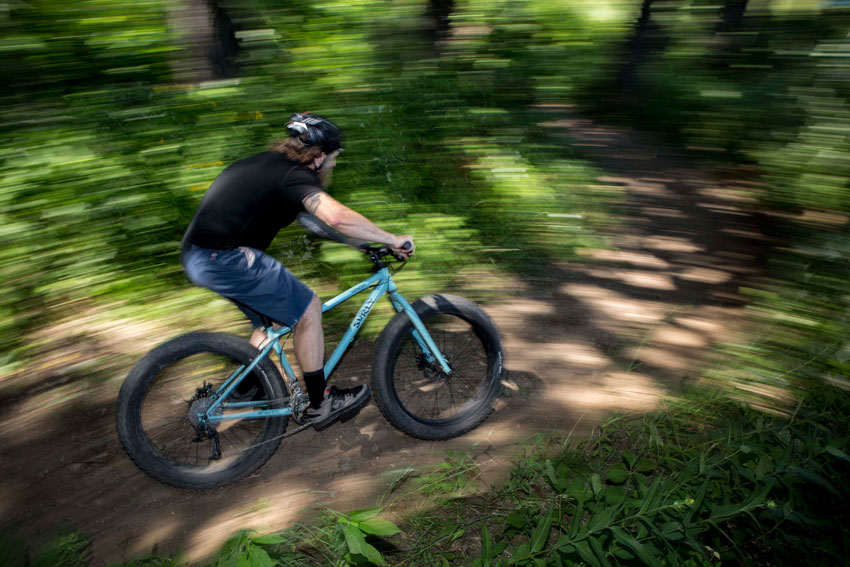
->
[[188, 383, 222, 460]]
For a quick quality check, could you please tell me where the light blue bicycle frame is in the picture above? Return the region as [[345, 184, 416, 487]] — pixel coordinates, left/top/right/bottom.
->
[[200, 266, 451, 425]]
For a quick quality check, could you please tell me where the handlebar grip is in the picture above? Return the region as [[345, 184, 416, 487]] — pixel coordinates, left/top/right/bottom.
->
[[402, 241, 412, 251]]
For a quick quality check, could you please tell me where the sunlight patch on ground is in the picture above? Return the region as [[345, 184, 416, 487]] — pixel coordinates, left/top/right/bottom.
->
[[641, 236, 705, 253], [123, 519, 181, 561], [676, 315, 724, 334], [576, 248, 672, 268], [677, 266, 733, 284], [551, 372, 664, 413], [630, 345, 698, 373], [650, 326, 710, 348], [185, 488, 316, 562], [561, 283, 667, 327], [695, 201, 751, 216], [505, 341, 610, 369], [582, 267, 677, 291]]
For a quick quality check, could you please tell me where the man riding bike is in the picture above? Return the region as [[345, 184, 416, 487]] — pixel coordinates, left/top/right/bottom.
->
[[181, 113, 414, 431]]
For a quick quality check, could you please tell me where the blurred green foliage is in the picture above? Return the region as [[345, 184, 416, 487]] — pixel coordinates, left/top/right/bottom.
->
[[3, 0, 850, 409], [583, 1, 850, 406], [0, 0, 618, 361]]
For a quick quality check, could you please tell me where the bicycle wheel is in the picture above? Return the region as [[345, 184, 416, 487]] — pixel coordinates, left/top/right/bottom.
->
[[116, 331, 288, 489], [372, 294, 504, 440]]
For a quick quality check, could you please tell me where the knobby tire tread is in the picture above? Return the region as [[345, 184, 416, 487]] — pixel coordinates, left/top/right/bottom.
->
[[116, 331, 288, 489], [371, 294, 504, 440]]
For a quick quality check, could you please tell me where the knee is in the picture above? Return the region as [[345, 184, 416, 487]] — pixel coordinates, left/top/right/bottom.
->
[[300, 294, 322, 325]]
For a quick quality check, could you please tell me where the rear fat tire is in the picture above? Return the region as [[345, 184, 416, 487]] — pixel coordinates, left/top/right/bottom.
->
[[116, 331, 288, 489], [371, 294, 504, 440]]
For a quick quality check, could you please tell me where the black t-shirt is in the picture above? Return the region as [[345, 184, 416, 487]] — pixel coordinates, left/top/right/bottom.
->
[[182, 152, 323, 251]]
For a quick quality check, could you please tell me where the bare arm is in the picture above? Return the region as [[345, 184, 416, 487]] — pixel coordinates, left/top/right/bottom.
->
[[303, 192, 414, 255]]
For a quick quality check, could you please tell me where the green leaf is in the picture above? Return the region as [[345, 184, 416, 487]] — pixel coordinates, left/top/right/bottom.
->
[[789, 465, 840, 496], [660, 522, 684, 541], [635, 458, 655, 473], [554, 535, 571, 550], [649, 422, 663, 449], [639, 476, 663, 515], [591, 473, 602, 496], [250, 533, 288, 545], [359, 541, 386, 566], [343, 525, 366, 556], [506, 512, 528, 529], [569, 498, 585, 538], [481, 524, 492, 560], [449, 526, 466, 543], [588, 507, 615, 533], [246, 546, 274, 567], [604, 485, 626, 506], [623, 451, 636, 470], [606, 466, 629, 484], [349, 508, 382, 522], [545, 459, 564, 492], [530, 504, 555, 553], [588, 535, 611, 567], [359, 517, 401, 537], [510, 542, 531, 564], [574, 541, 602, 567], [825, 445, 850, 463], [610, 527, 658, 566]]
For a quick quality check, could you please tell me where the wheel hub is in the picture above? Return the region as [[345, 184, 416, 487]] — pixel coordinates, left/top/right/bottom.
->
[[417, 354, 452, 382], [187, 384, 222, 430]]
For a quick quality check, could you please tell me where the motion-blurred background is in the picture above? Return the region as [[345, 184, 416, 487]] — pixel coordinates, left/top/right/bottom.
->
[[3, 0, 849, 368], [3, 0, 850, 561]]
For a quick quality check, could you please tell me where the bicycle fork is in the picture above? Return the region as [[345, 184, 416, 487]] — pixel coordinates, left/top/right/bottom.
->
[[386, 286, 452, 376]]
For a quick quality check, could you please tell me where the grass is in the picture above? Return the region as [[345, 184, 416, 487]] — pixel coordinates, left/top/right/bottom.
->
[[8, 381, 849, 567]]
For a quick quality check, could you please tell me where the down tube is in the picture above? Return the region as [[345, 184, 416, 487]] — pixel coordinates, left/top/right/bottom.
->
[[323, 280, 389, 378], [388, 291, 452, 375]]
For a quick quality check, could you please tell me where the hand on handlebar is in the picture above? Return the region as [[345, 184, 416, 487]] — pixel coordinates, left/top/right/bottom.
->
[[391, 235, 415, 259]]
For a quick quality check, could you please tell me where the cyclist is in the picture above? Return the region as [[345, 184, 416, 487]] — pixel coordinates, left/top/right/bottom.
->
[[180, 113, 414, 431]]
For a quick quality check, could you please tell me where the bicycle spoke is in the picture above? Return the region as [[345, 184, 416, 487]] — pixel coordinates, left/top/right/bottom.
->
[[391, 312, 493, 423], [140, 351, 275, 471]]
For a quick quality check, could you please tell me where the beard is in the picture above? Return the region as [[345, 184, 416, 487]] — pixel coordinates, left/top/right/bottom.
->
[[317, 164, 333, 188]]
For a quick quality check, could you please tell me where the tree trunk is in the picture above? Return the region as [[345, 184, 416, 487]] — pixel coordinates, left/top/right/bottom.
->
[[713, 0, 749, 69], [424, 0, 455, 56], [169, 0, 240, 83], [615, 0, 664, 106]]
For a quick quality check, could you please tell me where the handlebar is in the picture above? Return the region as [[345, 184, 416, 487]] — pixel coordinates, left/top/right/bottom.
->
[[362, 243, 410, 266], [297, 213, 412, 268]]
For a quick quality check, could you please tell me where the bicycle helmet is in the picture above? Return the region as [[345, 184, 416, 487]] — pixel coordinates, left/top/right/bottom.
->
[[286, 112, 343, 154]]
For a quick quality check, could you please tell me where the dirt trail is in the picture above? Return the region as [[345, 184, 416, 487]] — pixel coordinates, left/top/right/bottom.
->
[[0, 115, 768, 564]]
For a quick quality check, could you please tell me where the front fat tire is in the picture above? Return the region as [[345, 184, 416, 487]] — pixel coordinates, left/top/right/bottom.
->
[[372, 294, 504, 441], [116, 331, 288, 489]]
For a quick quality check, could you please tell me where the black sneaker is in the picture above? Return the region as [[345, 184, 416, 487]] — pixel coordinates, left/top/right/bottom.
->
[[304, 385, 371, 431]]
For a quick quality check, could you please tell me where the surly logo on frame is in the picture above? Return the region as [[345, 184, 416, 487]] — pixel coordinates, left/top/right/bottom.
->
[[353, 295, 378, 329]]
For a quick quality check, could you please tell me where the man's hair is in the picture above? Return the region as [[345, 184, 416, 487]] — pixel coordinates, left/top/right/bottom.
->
[[268, 137, 323, 165]]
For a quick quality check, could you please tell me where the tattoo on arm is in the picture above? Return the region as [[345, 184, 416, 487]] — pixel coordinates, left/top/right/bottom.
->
[[303, 192, 322, 214]]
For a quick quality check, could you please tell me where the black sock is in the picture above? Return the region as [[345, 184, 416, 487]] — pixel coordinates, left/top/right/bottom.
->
[[303, 369, 326, 408]]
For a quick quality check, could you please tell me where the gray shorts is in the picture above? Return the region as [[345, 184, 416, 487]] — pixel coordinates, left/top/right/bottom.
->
[[181, 244, 315, 329]]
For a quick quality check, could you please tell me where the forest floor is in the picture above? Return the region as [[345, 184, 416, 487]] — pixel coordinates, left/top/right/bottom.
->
[[0, 112, 770, 564]]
